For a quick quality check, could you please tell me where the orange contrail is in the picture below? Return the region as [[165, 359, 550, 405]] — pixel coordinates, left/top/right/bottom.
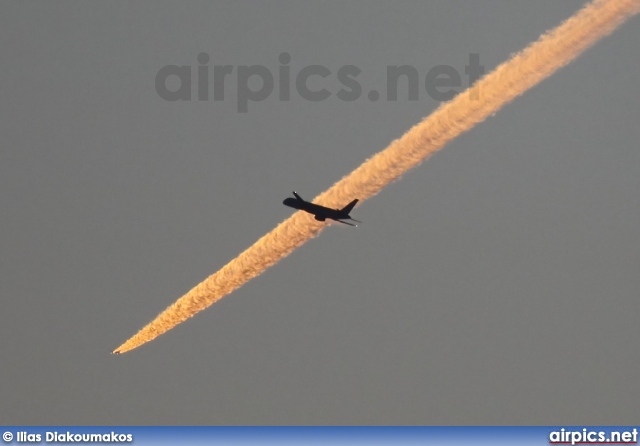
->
[[113, 0, 640, 354]]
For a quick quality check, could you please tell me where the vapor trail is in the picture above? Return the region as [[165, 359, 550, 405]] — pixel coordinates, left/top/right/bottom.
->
[[114, 0, 640, 354]]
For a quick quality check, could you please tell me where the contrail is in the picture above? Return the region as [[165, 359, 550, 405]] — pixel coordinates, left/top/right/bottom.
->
[[114, 0, 640, 354]]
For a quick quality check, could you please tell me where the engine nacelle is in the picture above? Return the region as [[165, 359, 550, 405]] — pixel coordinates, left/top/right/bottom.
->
[[314, 215, 326, 221]]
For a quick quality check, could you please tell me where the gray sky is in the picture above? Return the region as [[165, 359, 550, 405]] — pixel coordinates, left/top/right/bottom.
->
[[1, 1, 639, 425]]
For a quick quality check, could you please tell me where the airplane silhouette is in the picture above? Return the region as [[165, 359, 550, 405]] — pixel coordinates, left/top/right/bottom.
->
[[283, 191, 360, 226]]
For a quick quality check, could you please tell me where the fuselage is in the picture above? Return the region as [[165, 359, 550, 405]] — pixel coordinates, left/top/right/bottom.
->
[[283, 197, 350, 221]]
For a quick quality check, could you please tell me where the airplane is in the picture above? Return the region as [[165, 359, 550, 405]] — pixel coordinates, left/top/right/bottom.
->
[[283, 191, 361, 226]]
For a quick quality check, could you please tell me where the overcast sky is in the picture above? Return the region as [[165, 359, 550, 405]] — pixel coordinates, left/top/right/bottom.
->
[[2, 1, 639, 425]]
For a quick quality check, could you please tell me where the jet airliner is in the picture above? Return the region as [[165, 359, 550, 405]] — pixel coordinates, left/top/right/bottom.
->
[[283, 192, 360, 226]]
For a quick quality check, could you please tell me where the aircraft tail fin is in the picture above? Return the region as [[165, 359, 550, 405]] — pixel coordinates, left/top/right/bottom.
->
[[340, 198, 359, 215], [293, 191, 303, 201]]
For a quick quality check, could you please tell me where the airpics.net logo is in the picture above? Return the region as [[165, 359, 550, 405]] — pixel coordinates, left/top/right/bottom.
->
[[549, 428, 638, 445], [155, 52, 485, 112]]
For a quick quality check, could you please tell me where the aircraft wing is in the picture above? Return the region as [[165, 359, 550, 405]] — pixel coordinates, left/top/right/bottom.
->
[[336, 220, 357, 227]]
